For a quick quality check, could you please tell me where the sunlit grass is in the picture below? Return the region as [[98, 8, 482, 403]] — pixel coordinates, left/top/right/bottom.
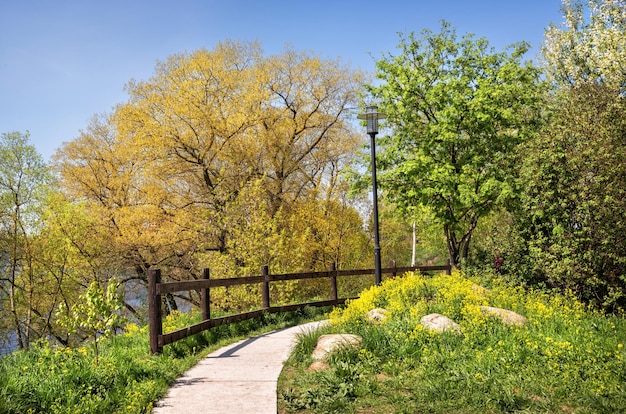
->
[[279, 271, 626, 413], [0, 306, 328, 413]]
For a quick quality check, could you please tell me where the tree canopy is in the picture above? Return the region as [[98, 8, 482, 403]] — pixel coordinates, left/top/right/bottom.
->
[[0, 131, 54, 349], [505, 0, 626, 310], [54, 41, 369, 288], [366, 22, 544, 266], [514, 82, 626, 310], [543, 0, 626, 93]]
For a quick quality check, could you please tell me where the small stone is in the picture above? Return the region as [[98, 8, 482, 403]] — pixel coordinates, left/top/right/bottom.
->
[[366, 308, 389, 323], [311, 334, 362, 361], [420, 313, 462, 334], [471, 284, 491, 296], [307, 360, 330, 371], [480, 306, 527, 326]]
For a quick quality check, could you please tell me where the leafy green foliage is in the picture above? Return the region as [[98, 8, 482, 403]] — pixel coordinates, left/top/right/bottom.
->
[[0, 306, 330, 413], [366, 22, 545, 265], [57, 279, 125, 363], [494, 0, 626, 312], [467, 1, 626, 312], [0, 131, 55, 350], [511, 83, 626, 311]]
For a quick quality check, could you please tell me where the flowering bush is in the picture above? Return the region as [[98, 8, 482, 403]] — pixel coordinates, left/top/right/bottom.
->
[[287, 271, 626, 413]]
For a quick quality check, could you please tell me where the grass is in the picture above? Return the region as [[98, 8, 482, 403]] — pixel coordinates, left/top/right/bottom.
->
[[0, 305, 329, 414], [278, 271, 626, 413]]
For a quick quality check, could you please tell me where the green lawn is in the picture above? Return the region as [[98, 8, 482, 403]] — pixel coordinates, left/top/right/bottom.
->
[[0, 307, 327, 413], [279, 272, 626, 413]]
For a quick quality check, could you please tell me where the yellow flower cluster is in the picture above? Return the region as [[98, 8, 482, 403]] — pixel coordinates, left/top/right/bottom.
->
[[124, 380, 156, 413], [161, 309, 202, 333], [330, 269, 601, 342], [331, 271, 495, 329], [329, 282, 385, 325], [124, 323, 141, 336]]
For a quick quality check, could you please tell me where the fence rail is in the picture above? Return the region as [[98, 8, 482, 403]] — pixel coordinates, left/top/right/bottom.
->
[[148, 260, 451, 353]]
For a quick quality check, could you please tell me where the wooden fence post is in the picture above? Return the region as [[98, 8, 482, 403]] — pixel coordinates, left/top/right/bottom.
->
[[445, 258, 452, 275], [329, 262, 338, 301], [201, 268, 210, 321], [261, 265, 270, 310], [148, 269, 163, 354], [390, 260, 397, 277]]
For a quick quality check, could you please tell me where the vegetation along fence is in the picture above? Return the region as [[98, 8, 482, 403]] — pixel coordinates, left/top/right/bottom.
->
[[148, 260, 452, 353]]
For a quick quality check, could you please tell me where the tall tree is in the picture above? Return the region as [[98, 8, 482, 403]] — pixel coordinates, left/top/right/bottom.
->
[[508, 0, 626, 310], [543, 0, 626, 93], [367, 22, 544, 266], [115, 41, 266, 256], [54, 41, 366, 289], [515, 83, 626, 310], [0, 131, 52, 349]]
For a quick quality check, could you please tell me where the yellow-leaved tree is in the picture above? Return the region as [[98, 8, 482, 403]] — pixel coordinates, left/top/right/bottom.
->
[[53, 41, 370, 310]]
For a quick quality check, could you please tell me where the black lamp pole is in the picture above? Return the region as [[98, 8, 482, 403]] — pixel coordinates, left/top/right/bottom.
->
[[358, 105, 385, 285]]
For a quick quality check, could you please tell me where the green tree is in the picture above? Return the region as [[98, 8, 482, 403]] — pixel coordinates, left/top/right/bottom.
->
[[514, 83, 626, 310], [366, 22, 544, 266], [506, 0, 626, 311], [37, 191, 133, 327], [0, 131, 53, 350], [57, 278, 125, 363]]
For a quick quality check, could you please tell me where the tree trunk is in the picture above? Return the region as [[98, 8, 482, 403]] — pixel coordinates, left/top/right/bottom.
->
[[411, 221, 417, 267], [9, 278, 24, 350], [444, 213, 479, 267], [444, 224, 461, 267]]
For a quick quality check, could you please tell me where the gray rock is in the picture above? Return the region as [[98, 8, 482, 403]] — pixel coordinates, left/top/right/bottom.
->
[[480, 306, 527, 326], [307, 360, 330, 371], [420, 313, 462, 334], [366, 308, 389, 323], [311, 334, 362, 361]]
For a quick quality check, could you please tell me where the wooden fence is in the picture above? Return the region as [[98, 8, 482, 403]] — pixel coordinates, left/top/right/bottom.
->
[[148, 260, 451, 354]]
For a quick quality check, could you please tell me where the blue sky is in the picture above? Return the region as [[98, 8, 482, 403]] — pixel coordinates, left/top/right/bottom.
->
[[1, 1, 564, 161]]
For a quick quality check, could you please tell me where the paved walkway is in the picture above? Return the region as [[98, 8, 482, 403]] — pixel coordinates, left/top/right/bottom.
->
[[152, 320, 325, 414]]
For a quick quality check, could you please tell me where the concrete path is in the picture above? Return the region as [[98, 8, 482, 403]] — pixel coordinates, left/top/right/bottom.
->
[[152, 320, 325, 414]]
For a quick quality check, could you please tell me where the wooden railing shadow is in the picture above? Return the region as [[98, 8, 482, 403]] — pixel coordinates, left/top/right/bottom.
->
[[148, 260, 451, 353]]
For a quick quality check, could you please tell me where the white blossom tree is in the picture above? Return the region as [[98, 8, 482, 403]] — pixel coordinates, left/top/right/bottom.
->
[[543, 0, 626, 92]]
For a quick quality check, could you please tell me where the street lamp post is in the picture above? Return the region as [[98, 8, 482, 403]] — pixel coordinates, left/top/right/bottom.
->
[[358, 105, 385, 285]]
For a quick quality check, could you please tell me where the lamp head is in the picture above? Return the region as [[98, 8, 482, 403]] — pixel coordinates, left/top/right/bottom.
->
[[357, 105, 385, 134]]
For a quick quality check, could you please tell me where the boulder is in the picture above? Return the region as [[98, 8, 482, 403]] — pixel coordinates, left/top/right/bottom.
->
[[366, 308, 389, 323], [420, 313, 462, 334], [480, 306, 527, 326], [307, 360, 330, 372], [311, 334, 362, 361]]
